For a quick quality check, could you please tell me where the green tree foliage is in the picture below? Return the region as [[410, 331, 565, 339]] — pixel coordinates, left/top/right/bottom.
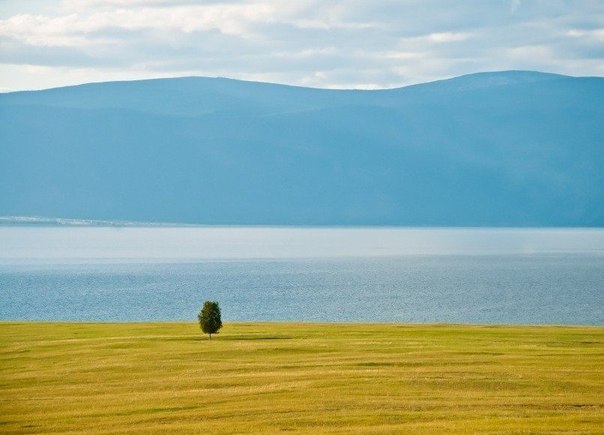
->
[[198, 301, 223, 339]]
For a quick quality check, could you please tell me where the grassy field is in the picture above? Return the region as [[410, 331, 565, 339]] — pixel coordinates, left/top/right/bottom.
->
[[1, 322, 603, 433]]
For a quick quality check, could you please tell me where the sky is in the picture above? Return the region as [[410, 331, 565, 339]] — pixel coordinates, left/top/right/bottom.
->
[[1, 0, 603, 91]]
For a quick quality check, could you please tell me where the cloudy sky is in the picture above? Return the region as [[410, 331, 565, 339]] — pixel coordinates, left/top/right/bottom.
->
[[1, 0, 603, 91]]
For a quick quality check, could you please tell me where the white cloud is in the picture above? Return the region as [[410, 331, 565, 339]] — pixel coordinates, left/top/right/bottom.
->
[[567, 28, 604, 42], [0, 3, 280, 43], [0, 0, 603, 91], [427, 32, 472, 43], [380, 51, 422, 60], [505, 44, 555, 60]]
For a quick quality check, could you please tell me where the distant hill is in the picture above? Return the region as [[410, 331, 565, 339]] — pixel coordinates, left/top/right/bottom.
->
[[1, 71, 603, 226]]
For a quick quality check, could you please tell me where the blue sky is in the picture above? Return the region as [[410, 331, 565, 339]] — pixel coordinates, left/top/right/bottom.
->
[[1, 0, 603, 91]]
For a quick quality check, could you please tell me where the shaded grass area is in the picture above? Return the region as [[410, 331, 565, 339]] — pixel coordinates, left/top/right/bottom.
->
[[1, 322, 603, 433]]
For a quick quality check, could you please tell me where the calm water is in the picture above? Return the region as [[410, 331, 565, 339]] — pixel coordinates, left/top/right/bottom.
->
[[1, 227, 603, 324]]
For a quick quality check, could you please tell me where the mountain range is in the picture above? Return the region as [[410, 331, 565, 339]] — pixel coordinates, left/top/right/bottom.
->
[[1, 71, 603, 226]]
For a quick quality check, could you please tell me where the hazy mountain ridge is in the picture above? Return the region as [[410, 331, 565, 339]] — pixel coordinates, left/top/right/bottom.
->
[[1, 71, 603, 225]]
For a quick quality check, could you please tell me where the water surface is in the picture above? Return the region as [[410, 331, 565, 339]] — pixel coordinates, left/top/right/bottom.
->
[[1, 227, 603, 324]]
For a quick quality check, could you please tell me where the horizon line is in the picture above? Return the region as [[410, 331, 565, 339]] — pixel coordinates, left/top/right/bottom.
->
[[1, 69, 591, 94]]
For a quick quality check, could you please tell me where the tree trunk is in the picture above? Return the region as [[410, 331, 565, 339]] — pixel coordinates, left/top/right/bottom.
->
[[209, 333, 212, 340]]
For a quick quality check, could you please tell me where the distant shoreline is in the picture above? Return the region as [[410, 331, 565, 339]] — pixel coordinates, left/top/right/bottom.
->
[[1, 320, 603, 328], [0, 216, 196, 227], [1, 216, 603, 229]]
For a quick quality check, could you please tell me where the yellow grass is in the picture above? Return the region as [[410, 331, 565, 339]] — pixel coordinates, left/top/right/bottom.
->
[[1, 322, 603, 433]]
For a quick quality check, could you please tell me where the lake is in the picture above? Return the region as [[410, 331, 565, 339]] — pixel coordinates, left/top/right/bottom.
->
[[1, 227, 603, 324]]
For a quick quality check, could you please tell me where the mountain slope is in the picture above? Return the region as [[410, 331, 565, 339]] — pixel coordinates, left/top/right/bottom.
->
[[1, 71, 603, 226]]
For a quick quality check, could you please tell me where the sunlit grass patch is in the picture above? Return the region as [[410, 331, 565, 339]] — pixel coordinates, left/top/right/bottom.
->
[[1, 322, 602, 433]]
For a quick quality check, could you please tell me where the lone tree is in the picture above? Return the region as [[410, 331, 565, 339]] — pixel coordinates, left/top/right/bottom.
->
[[198, 300, 222, 340]]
